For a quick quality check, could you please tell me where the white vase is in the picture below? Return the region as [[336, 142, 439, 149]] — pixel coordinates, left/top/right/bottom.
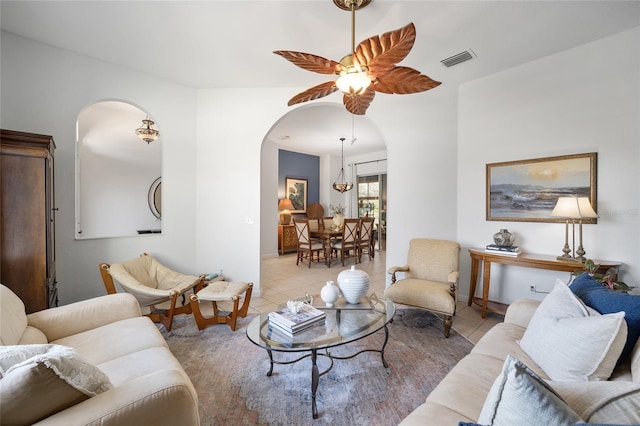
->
[[320, 280, 340, 307], [333, 213, 344, 228], [337, 265, 370, 304]]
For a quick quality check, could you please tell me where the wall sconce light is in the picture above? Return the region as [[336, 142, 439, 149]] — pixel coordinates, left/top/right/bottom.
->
[[278, 198, 294, 225], [550, 196, 598, 262], [135, 117, 159, 143]]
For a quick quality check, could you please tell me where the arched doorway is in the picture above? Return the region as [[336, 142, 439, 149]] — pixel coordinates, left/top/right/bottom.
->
[[259, 102, 387, 278]]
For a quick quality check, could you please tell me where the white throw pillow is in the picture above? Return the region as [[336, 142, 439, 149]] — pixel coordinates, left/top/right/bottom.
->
[[477, 355, 583, 426], [519, 279, 627, 381]]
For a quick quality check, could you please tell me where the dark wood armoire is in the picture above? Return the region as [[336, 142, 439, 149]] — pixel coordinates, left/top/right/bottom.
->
[[0, 129, 58, 313]]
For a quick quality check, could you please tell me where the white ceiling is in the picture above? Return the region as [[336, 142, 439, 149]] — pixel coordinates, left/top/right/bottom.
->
[[2, 1, 639, 156]]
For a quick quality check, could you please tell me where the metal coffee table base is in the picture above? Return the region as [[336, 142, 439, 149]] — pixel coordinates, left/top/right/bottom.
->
[[264, 325, 390, 419]]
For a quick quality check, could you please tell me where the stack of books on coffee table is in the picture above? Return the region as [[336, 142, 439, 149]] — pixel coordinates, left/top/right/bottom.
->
[[268, 304, 326, 335], [485, 244, 522, 256]]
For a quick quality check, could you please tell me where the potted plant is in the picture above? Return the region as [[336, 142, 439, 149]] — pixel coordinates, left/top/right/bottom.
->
[[573, 259, 636, 292], [329, 204, 346, 228]]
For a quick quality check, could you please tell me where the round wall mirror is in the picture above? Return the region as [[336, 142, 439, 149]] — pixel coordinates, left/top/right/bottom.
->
[[149, 177, 162, 219]]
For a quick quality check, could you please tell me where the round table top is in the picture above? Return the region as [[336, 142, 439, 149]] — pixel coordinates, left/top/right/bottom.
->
[[246, 296, 395, 352]]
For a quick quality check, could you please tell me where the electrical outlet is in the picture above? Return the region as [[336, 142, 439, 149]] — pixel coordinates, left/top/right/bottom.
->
[[530, 285, 536, 293]]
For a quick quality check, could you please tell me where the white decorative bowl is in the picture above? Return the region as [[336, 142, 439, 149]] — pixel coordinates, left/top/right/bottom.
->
[[337, 265, 370, 304]]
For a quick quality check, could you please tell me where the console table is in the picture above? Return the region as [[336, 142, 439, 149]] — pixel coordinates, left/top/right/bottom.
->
[[278, 224, 297, 255], [467, 248, 621, 318]]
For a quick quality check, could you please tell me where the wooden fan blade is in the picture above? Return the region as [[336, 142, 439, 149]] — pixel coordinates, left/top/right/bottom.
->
[[343, 88, 375, 115], [354, 23, 416, 74], [373, 66, 441, 94], [274, 50, 342, 75], [288, 81, 339, 106]]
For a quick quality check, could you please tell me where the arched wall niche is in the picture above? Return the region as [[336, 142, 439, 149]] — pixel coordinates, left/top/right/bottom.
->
[[75, 100, 162, 239]]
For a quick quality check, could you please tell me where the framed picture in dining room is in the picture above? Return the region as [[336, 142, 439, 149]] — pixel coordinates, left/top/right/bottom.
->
[[285, 177, 308, 213], [486, 152, 597, 223]]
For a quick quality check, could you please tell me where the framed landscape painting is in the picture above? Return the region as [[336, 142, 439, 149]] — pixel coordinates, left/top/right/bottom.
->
[[486, 152, 597, 223], [285, 177, 308, 213]]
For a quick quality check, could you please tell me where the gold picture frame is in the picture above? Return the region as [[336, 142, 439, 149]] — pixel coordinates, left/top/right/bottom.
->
[[486, 153, 597, 223]]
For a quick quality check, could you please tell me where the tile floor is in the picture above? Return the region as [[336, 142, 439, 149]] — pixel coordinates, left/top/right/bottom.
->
[[248, 249, 504, 344]]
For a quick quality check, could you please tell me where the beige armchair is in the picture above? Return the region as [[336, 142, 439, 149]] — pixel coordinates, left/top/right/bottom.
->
[[384, 238, 460, 337], [99, 253, 204, 331]]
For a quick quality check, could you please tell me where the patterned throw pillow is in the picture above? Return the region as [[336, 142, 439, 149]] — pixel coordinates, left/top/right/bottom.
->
[[0, 344, 112, 424]]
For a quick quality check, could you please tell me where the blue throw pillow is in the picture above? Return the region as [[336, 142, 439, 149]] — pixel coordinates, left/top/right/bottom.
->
[[570, 272, 640, 364]]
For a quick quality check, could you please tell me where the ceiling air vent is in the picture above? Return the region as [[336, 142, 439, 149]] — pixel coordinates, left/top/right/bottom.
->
[[441, 50, 474, 68]]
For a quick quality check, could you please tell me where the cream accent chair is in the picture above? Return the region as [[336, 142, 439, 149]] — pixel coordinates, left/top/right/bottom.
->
[[99, 253, 204, 332], [384, 238, 460, 337]]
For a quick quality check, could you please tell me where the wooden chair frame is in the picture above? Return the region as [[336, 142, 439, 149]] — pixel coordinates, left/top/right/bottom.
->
[[357, 217, 376, 262], [331, 218, 360, 266]]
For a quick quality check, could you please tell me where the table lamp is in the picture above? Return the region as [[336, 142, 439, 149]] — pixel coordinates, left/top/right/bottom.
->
[[278, 198, 294, 225], [550, 196, 598, 262]]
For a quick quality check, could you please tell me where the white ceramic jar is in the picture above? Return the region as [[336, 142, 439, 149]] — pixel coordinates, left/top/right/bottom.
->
[[320, 280, 340, 307], [337, 265, 370, 304]]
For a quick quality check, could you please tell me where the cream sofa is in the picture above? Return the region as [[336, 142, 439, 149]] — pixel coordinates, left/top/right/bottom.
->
[[401, 294, 640, 425], [0, 284, 199, 425]]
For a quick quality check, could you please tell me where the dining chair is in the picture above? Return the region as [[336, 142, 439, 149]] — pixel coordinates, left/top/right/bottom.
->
[[330, 218, 360, 266], [294, 219, 326, 268], [384, 238, 460, 337], [308, 217, 321, 233], [357, 217, 376, 262]]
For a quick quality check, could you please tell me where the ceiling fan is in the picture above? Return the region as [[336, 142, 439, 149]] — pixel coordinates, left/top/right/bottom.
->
[[274, 0, 441, 115]]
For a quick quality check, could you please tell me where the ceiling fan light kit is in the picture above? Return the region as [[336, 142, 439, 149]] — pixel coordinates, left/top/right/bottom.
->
[[274, 0, 441, 115]]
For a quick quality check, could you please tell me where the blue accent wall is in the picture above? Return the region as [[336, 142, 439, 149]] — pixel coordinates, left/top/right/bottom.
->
[[278, 149, 319, 207]]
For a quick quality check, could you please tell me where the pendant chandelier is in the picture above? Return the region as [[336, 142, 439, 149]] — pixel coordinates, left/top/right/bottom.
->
[[135, 117, 159, 143], [333, 137, 353, 193]]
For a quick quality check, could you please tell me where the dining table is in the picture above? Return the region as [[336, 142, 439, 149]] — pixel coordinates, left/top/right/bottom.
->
[[310, 228, 342, 267]]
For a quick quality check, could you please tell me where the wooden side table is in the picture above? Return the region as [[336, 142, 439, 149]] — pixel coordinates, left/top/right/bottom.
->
[[278, 224, 297, 255], [467, 248, 621, 318]]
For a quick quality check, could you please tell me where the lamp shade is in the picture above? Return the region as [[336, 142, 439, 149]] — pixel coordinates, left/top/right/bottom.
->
[[576, 197, 598, 218], [550, 196, 598, 219], [278, 199, 294, 211]]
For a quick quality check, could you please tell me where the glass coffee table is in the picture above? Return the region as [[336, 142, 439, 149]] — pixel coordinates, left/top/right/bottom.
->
[[246, 294, 395, 419]]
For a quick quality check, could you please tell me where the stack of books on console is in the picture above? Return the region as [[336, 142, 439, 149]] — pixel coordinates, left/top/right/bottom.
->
[[485, 244, 522, 256], [268, 303, 326, 335]]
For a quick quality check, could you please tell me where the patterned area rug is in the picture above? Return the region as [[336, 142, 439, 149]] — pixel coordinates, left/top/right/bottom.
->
[[161, 309, 473, 426]]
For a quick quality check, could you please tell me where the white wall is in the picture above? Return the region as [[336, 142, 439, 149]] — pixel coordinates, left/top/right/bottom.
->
[[260, 139, 279, 258], [457, 27, 640, 303], [1, 32, 199, 303], [373, 84, 461, 275]]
